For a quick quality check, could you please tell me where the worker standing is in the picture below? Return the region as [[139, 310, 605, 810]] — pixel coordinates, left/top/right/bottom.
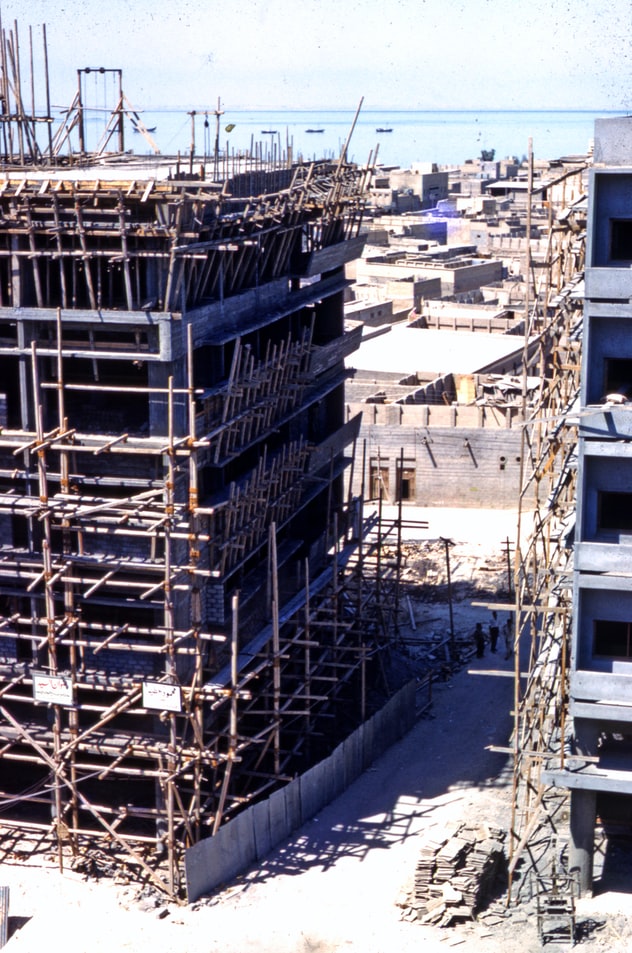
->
[[473, 622, 485, 658], [489, 611, 500, 653]]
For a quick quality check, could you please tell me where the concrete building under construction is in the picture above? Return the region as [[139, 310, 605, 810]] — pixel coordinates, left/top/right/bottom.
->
[[0, 22, 405, 900], [4, 15, 629, 917], [542, 115, 632, 893]]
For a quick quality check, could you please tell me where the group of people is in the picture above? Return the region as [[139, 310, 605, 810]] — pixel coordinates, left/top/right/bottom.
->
[[473, 611, 513, 659]]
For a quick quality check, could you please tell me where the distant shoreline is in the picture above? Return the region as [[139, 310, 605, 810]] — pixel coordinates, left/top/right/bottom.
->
[[145, 105, 622, 115], [79, 106, 606, 169]]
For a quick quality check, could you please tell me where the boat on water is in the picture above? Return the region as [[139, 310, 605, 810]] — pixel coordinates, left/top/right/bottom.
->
[[261, 129, 277, 134], [306, 128, 324, 133], [133, 126, 156, 133], [376, 127, 392, 133]]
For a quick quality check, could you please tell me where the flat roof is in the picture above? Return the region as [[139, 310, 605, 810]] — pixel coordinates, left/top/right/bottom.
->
[[346, 323, 525, 377]]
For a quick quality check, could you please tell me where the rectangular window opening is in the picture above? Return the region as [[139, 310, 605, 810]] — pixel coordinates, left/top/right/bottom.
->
[[594, 619, 632, 659], [11, 516, 28, 549], [16, 637, 32, 662], [369, 465, 389, 502], [396, 465, 416, 502], [598, 491, 632, 532], [604, 358, 632, 400], [610, 220, 632, 262]]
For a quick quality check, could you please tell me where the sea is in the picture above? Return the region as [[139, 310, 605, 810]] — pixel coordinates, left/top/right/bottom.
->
[[107, 107, 624, 170]]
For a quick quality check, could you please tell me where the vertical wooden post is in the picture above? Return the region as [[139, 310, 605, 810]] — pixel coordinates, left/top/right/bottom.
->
[[117, 192, 134, 311], [76, 69, 85, 155], [10, 24, 25, 164], [164, 375, 177, 895], [212, 592, 239, 837], [32, 341, 65, 870], [303, 558, 312, 739], [188, 110, 195, 176], [116, 69, 124, 153], [345, 435, 357, 542], [42, 24, 53, 159], [269, 523, 281, 776], [440, 537, 455, 655], [230, 593, 239, 753]]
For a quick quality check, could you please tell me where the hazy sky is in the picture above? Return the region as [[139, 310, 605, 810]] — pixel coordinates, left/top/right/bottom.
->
[[3, 0, 631, 112]]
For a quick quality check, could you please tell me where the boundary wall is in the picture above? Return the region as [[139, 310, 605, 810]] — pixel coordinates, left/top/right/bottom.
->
[[185, 680, 417, 901]]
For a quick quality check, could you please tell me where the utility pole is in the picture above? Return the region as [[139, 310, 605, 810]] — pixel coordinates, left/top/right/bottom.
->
[[440, 536, 455, 656], [188, 110, 196, 175], [214, 96, 224, 180]]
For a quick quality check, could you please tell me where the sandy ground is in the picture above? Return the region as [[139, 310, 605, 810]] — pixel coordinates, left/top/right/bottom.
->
[[2, 507, 631, 952]]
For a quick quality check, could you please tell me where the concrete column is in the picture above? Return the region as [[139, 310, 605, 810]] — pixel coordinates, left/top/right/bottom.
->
[[568, 787, 597, 897]]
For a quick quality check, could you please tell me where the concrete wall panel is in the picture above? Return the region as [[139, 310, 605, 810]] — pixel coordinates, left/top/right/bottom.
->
[[330, 745, 346, 801], [342, 731, 363, 788], [252, 798, 273, 861], [268, 787, 291, 846], [285, 778, 302, 833], [299, 764, 324, 824]]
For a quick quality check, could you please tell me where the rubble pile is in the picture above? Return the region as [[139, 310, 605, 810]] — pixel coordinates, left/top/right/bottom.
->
[[399, 540, 509, 603], [398, 822, 507, 927]]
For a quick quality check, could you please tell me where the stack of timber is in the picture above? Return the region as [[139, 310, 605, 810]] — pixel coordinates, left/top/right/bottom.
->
[[398, 822, 507, 926]]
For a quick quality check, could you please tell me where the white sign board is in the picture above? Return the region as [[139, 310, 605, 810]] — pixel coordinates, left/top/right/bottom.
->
[[142, 680, 182, 713], [32, 672, 74, 706]]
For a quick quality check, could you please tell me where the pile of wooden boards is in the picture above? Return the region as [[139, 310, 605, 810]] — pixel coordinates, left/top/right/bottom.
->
[[397, 821, 506, 927]]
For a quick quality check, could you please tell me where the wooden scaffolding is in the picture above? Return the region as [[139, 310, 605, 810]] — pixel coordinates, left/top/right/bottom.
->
[[508, 160, 587, 896], [0, 23, 391, 895], [0, 172, 391, 899]]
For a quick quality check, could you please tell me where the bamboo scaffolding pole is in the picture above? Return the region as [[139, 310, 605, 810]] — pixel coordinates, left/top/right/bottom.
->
[[211, 592, 239, 836], [0, 817, 165, 844], [269, 523, 281, 777], [7, 26, 25, 164], [186, 321, 204, 843], [56, 309, 81, 838], [304, 557, 312, 739], [75, 206, 98, 309], [0, 614, 224, 646], [0, 25, 12, 159], [164, 373, 178, 895], [28, 338, 67, 869]]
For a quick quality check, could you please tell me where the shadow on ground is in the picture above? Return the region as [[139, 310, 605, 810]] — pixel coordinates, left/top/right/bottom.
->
[[224, 646, 516, 892]]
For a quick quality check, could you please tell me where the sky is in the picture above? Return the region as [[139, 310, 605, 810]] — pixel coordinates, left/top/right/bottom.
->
[[1, 0, 631, 112]]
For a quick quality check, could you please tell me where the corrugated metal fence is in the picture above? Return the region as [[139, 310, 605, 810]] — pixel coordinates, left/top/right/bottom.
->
[[185, 679, 417, 901]]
